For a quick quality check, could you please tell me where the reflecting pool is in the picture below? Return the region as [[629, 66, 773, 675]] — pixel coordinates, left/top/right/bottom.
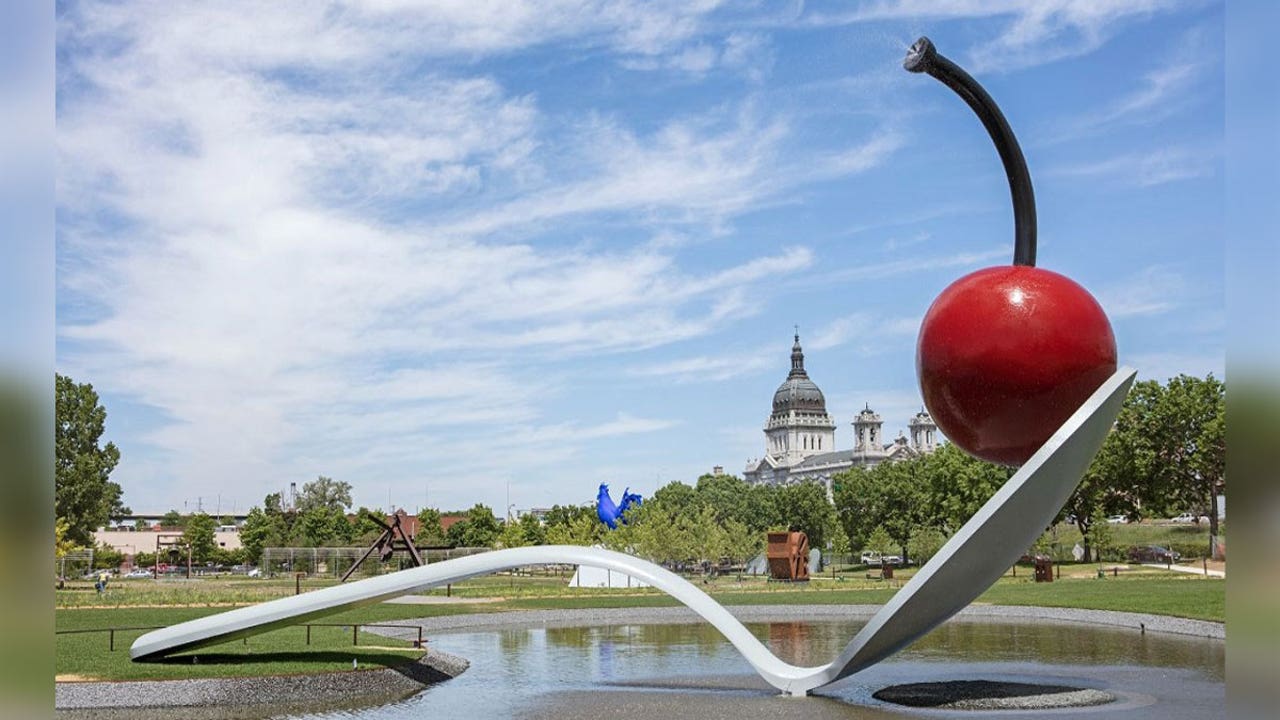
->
[[288, 616, 1223, 719]]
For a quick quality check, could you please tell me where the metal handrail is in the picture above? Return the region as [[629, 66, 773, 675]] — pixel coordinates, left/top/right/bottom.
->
[[56, 622, 425, 651]]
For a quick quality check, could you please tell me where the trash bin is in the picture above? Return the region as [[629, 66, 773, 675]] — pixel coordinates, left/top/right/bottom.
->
[[881, 564, 894, 580], [1034, 557, 1053, 583]]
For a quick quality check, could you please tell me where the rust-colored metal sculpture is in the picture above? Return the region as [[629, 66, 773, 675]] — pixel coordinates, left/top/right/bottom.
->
[[766, 531, 810, 582]]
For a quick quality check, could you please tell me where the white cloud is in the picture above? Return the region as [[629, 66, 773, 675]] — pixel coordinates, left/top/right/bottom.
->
[[1096, 265, 1187, 318], [1048, 145, 1216, 187], [629, 354, 774, 383], [803, 0, 1194, 72], [1125, 351, 1224, 384], [801, 246, 1008, 287], [59, 1, 895, 510], [808, 312, 919, 352], [1043, 29, 1214, 143]]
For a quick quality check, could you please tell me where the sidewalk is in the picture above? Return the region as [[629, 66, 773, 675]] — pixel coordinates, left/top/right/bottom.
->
[[1146, 563, 1224, 578]]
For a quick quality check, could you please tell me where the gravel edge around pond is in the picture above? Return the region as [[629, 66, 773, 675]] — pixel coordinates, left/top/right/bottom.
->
[[365, 603, 1224, 641], [55, 604, 1219, 712], [54, 648, 469, 712]]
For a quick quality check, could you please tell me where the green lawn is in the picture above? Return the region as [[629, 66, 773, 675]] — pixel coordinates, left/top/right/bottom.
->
[[57, 562, 1222, 682], [56, 606, 425, 681]]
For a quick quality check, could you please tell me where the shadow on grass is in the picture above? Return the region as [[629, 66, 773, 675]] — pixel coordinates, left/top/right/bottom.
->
[[148, 650, 418, 667]]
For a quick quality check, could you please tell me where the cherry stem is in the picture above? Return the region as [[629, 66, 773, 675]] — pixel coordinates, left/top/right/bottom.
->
[[904, 37, 1036, 267]]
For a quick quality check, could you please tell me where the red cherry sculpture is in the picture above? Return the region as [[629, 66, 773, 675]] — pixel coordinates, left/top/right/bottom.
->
[[905, 38, 1117, 466]]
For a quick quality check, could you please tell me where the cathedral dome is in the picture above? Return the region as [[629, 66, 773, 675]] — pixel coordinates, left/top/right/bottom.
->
[[771, 333, 827, 414]]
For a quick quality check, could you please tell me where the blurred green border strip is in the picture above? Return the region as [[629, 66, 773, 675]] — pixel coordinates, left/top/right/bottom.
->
[[1225, 1, 1280, 719], [0, 0, 54, 717]]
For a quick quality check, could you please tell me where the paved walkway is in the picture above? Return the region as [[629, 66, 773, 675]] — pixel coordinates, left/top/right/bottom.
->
[[1146, 563, 1225, 578], [383, 594, 503, 604]]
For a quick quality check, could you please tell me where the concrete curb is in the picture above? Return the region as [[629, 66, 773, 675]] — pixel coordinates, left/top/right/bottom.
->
[[54, 647, 468, 712], [364, 603, 1224, 641]]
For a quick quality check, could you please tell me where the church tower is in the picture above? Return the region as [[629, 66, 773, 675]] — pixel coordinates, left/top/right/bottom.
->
[[909, 409, 938, 453], [764, 332, 836, 465], [852, 404, 887, 458]]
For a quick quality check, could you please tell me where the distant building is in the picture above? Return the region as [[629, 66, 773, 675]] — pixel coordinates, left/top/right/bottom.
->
[[743, 333, 937, 498]]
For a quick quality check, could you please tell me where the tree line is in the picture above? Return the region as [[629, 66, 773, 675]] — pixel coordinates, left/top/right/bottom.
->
[[56, 371, 1224, 570]]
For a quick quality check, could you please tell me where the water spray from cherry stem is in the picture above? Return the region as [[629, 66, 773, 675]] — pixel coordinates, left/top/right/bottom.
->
[[904, 37, 1036, 267]]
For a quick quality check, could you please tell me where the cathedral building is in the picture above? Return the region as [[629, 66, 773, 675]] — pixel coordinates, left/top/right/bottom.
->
[[743, 333, 938, 497]]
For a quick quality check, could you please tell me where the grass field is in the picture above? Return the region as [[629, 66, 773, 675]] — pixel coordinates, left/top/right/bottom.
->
[[56, 560, 1222, 681], [56, 606, 424, 682]]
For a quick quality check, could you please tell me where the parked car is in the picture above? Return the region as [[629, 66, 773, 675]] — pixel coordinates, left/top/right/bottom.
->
[[123, 569, 152, 579], [1171, 512, 1208, 523], [1128, 545, 1181, 564], [1106, 515, 1129, 524]]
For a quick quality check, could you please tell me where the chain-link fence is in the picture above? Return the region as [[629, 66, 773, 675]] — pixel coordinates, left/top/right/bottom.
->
[[56, 549, 94, 581], [259, 546, 493, 578]]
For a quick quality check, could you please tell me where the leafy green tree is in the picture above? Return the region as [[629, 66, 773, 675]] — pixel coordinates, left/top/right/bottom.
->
[[744, 482, 781, 532], [350, 508, 387, 543], [297, 505, 351, 546], [182, 512, 218, 562], [92, 542, 125, 570], [518, 512, 546, 545], [444, 519, 469, 548], [907, 525, 947, 565], [543, 504, 592, 530], [545, 511, 602, 547], [918, 443, 1012, 532], [134, 518, 151, 531], [722, 517, 760, 572], [498, 519, 528, 549], [297, 476, 353, 513], [694, 473, 753, 526], [865, 526, 894, 557], [414, 507, 447, 546], [1144, 375, 1225, 538], [55, 518, 80, 558], [160, 510, 185, 529], [459, 504, 501, 547], [239, 506, 283, 563], [775, 480, 837, 555], [835, 460, 929, 560], [55, 373, 128, 546], [651, 481, 696, 510]]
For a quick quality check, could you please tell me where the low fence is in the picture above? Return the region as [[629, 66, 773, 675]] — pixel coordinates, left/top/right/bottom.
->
[[259, 546, 493, 579], [56, 622, 426, 652]]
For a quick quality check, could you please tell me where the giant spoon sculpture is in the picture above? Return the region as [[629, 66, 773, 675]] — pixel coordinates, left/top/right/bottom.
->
[[132, 38, 1136, 697]]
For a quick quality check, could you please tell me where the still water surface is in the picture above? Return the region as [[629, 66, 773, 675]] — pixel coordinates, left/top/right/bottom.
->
[[293, 618, 1223, 719]]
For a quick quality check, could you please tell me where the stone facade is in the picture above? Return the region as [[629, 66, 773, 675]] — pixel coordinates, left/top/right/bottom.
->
[[743, 333, 937, 498]]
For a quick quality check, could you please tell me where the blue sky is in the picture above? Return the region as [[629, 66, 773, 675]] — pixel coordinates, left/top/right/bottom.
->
[[55, 1, 1225, 517]]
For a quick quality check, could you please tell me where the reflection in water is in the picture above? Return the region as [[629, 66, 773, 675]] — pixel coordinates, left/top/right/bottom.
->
[[265, 619, 1223, 720]]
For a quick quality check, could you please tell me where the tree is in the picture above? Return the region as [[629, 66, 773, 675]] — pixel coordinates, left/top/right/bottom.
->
[[458, 504, 501, 547], [694, 473, 753, 527], [722, 518, 760, 573], [296, 476, 353, 513], [161, 510, 185, 529], [917, 443, 1012, 532], [775, 481, 836, 554], [651, 481, 696, 510], [840, 460, 930, 560], [545, 510, 603, 547], [1145, 375, 1225, 539], [134, 518, 151, 531], [414, 507, 447, 546], [182, 512, 217, 563], [55, 373, 128, 546], [518, 512, 546, 545], [55, 517, 80, 558], [239, 507, 283, 564], [297, 505, 351, 546], [498, 519, 528, 549]]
